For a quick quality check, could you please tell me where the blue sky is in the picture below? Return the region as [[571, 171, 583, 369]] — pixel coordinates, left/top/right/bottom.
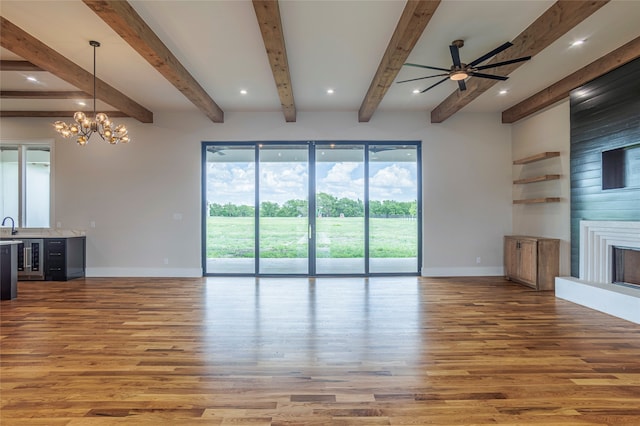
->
[[207, 161, 417, 205]]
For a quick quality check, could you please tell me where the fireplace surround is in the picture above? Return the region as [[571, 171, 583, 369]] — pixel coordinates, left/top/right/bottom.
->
[[556, 220, 640, 324]]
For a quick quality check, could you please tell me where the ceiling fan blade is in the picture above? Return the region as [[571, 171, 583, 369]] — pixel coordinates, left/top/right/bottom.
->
[[421, 77, 449, 93], [404, 63, 451, 72], [474, 56, 532, 71], [467, 42, 513, 67], [468, 72, 508, 81], [457, 80, 467, 91], [449, 44, 462, 67], [397, 74, 450, 84]]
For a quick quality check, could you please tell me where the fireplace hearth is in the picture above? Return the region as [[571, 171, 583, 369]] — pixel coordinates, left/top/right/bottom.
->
[[555, 220, 640, 324]]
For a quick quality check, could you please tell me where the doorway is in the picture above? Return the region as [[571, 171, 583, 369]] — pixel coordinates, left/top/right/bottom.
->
[[202, 141, 421, 276]]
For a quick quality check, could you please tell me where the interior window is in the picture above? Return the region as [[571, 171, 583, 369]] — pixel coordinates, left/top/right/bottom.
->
[[0, 143, 52, 229]]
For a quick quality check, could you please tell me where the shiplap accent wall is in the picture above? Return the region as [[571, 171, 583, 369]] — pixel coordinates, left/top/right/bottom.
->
[[570, 58, 640, 276]]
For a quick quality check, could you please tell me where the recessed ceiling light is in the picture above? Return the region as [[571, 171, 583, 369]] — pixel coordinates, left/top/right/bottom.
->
[[77, 101, 86, 107], [412, 89, 420, 94], [499, 89, 508, 95], [240, 89, 247, 95], [26, 76, 38, 83], [571, 39, 585, 47], [327, 89, 334, 94]]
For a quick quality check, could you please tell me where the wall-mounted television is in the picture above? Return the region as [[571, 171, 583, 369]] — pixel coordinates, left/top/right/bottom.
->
[[602, 143, 640, 190]]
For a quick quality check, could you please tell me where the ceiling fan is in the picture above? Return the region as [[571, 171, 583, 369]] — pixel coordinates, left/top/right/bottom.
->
[[398, 40, 531, 93]]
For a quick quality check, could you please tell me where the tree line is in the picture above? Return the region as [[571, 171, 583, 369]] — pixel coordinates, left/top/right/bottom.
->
[[209, 193, 417, 218]]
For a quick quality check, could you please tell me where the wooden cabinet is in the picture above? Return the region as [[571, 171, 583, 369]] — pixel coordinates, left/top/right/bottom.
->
[[513, 152, 561, 204], [504, 236, 559, 290], [44, 237, 86, 281]]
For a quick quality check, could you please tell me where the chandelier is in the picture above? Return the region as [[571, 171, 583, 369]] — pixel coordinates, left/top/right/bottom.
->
[[54, 40, 130, 146]]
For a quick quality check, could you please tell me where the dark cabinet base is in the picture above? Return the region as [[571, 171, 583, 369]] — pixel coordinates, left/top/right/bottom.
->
[[44, 237, 86, 281], [1, 244, 18, 300]]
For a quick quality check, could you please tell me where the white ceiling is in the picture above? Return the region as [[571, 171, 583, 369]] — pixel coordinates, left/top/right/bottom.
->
[[1, 0, 639, 120]]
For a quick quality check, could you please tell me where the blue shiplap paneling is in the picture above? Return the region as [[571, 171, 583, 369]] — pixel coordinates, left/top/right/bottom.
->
[[570, 57, 640, 276]]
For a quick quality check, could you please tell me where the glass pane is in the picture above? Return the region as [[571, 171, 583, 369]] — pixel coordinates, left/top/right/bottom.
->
[[0, 147, 19, 224], [315, 144, 365, 274], [259, 144, 309, 274], [25, 147, 50, 228], [205, 145, 255, 274], [369, 145, 419, 273]]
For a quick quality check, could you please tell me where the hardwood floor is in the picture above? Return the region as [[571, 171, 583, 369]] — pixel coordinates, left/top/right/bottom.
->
[[1, 276, 639, 425]]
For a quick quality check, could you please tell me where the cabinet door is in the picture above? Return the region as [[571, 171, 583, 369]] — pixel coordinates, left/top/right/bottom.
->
[[504, 237, 519, 278], [518, 239, 538, 286]]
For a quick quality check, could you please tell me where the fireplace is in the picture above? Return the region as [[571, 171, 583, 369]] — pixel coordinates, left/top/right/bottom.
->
[[555, 220, 640, 324], [613, 246, 640, 288]]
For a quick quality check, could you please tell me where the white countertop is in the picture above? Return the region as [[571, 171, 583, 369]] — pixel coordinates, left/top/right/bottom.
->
[[0, 240, 22, 246], [0, 228, 86, 238]]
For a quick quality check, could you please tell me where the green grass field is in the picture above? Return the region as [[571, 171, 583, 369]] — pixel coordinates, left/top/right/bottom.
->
[[206, 216, 417, 258]]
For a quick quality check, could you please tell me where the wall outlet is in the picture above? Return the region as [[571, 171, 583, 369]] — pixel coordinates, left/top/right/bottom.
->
[[90, 221, 96, 228], [173, 213, 183, 221], [476, 256, 482, 264], [56, 221, 62, 228], [163, 258, 169, 265]]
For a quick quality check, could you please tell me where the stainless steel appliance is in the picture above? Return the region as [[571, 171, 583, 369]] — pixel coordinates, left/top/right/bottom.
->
[[16, 239, 44, 280]]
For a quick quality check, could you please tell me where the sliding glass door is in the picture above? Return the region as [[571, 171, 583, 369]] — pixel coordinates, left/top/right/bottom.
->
[[258, 144, 309, 274], [369, 145, 419, 273], [204, 145, 256, 274], [315, 144, 365, 274], [202, 141, 420, 276]]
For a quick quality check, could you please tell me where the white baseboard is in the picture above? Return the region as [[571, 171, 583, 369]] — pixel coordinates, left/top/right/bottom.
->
[[86, 267, 202, 278], [421, 266, 504, 277]]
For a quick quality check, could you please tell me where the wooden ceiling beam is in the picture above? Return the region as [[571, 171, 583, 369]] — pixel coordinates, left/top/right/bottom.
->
[[1, 91, 91, 99], [0, 60, 43, 71], [83, 0, 223, 123], [252, 0, 296, 122], [502, 36, 640, 123], [0, 110, 128, 118], [253, 0, 296, 123], [430, 0, 610, 123], [359, 0, 441, 122], [0, 16, 153, 123]]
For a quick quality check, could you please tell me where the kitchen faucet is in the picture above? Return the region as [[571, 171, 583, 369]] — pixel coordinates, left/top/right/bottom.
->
[[1, 216, 17, 235]]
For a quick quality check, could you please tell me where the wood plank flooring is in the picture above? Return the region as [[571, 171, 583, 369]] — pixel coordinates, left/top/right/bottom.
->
[[1, 276, 639, 425]]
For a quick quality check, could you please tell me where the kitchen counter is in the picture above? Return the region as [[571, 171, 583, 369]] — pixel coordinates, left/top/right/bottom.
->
[[0, 233, 87, 282], [1, 228, 85, 239]]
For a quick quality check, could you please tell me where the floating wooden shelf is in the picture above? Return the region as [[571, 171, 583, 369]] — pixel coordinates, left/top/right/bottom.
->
[[513, 174, 561, 184], [513, 197, 561, 204], [513, 151, 560, 165]]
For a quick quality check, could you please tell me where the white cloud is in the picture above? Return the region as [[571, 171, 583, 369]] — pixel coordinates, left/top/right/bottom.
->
[[207, 161, 416, 205], [322, 162, 359, 183], [370, 164, 416, 201]]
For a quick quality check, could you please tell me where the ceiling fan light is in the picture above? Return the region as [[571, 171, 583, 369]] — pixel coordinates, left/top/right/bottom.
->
[[450, 71, 468, 81]]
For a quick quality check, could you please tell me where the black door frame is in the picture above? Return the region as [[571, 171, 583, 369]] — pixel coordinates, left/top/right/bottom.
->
[[201, 140, 422, 277]]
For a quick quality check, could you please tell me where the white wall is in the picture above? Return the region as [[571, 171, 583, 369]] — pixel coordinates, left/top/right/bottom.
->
[[511, 100, 571, 275], [0, 110, 512, 277]]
